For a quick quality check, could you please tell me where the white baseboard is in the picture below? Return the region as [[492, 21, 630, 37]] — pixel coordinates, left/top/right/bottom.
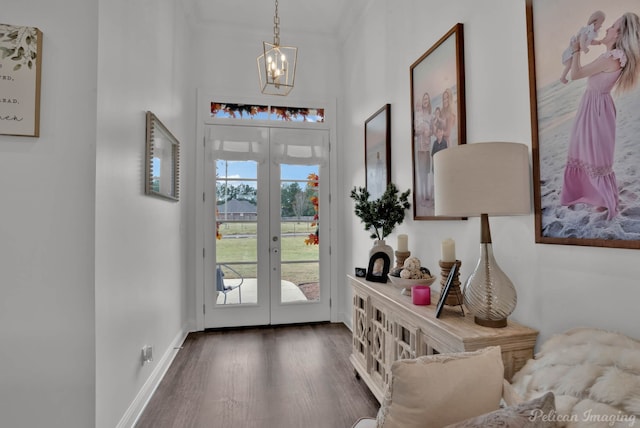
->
[[341, 310, 352, 331], [117, 326, 190, 428]]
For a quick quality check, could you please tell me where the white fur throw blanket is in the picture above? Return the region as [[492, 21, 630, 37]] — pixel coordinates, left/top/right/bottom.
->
[[511, 328, 640, 427]]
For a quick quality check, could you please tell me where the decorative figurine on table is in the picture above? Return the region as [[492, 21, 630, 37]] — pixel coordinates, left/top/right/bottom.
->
[[388, 256, 436, 295]]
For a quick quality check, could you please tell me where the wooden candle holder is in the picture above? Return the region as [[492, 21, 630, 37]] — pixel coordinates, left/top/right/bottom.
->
[[439, 259, 462, 306], [395, 251, 411, 268]]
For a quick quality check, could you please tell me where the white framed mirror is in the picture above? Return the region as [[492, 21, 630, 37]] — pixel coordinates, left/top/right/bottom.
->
[[145, 111, 180, 201]]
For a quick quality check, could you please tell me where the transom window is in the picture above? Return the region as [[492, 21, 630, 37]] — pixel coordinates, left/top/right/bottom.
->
[[210, 102, 324, 123]]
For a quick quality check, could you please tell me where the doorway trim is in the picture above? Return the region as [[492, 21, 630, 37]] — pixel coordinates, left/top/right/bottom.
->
[[194, 90, 339, 331]]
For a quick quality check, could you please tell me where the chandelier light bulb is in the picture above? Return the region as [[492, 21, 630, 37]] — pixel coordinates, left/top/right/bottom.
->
[[281, 54, 286, 62], [267, 56, 273, 63]]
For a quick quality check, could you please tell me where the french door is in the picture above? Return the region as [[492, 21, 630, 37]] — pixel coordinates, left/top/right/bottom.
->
[[203, 124, 330, 328]]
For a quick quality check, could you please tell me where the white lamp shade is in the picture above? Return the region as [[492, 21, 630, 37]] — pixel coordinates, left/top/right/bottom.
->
[[433, 142, 531, 217]]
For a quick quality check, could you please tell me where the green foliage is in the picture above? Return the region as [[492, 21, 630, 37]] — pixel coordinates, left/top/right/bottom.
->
[[0, 25, 39, 71], [280, 182, 303, 217], [215, 181, 317, 217], [0, 47, 13, 59], [216, 183, 257, 204], [281, 182, 316, 218], [350, 183, 411, 240]]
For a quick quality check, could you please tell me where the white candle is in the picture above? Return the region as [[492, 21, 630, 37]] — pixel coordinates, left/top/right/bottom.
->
[[441, 238, 455, 262], [397, 234, 408, 252]]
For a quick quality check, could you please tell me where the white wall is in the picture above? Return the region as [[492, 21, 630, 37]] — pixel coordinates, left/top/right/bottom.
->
[[0, 1, 99, 427], [339, 0, 640, 345], [95, 0, 192, 427], [191, 20, 342, 103], [1, 0, 192, 427]]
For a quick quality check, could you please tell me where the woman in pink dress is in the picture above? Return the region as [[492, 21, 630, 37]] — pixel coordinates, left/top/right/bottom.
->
[[561, 12, 640, 220]]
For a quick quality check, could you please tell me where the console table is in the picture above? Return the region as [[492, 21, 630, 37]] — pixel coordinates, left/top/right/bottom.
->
[[348, 274, 538, 402]]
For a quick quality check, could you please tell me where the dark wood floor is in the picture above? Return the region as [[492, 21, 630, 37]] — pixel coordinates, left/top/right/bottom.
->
[[135, 323, 379, 428]]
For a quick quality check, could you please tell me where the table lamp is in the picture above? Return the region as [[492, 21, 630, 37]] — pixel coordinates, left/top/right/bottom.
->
[[433, 142, 531, 328]]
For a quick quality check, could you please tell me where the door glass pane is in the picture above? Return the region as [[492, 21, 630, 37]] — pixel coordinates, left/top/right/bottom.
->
[[279, 165, 320, 303], [215, 159, 258, 305]]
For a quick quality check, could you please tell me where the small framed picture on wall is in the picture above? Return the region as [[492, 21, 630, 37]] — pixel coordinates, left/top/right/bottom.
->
[[364, 104, 391, 200]]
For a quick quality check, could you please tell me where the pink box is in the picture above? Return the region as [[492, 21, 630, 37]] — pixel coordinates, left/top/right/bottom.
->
[[412, 286, 431, 305]]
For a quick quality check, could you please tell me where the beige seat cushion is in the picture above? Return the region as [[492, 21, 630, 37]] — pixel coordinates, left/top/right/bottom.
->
[[377, 346, 505, 428]]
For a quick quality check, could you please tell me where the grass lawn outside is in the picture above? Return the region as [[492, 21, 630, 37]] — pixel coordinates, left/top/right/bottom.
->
[[217, 220, 315, 236], [216, 221, 319, 286]]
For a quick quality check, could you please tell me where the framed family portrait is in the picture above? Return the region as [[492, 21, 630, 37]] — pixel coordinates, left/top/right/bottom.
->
[[364, 104, 391, 200], [410, 23, 466, 220], [526, 0, 640, 249]]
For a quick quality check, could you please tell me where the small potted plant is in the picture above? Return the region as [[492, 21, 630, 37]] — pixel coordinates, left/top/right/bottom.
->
[[350, 183, 411, 240], [350, 183, 411, 280]]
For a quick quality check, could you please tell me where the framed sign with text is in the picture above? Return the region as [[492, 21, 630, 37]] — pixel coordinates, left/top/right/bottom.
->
[[0, 23, 43, 137]]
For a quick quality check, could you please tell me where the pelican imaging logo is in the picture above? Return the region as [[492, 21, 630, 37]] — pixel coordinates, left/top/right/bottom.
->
[[530, 408, 636, 426]]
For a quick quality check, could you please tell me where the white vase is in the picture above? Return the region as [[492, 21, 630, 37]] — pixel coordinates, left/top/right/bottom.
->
[[369, 239, 394, 277]]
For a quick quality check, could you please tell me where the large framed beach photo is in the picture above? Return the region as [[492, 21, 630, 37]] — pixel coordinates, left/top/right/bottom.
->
[[411, 23, 466, 220], [527, 0, 640, 249], [364, 104, 391, 200]]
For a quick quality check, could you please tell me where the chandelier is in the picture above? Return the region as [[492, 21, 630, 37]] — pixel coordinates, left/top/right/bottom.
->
[[257, 0, 297, 96]]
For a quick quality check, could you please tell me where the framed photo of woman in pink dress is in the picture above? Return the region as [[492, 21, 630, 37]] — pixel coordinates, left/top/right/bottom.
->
[[526, 0, 640, 249]]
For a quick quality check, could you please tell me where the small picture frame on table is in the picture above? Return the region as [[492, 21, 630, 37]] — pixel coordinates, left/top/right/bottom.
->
[[436, 263, 463, 318]]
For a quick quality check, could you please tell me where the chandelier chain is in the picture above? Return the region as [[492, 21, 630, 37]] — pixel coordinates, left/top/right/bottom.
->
[[273, 0, 280, 46]]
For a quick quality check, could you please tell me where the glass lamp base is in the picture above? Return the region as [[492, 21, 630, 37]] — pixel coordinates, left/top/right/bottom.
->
[[462, 214, 517, 329], [463, 241, 517, 329], [463, 243, 517, 328]]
